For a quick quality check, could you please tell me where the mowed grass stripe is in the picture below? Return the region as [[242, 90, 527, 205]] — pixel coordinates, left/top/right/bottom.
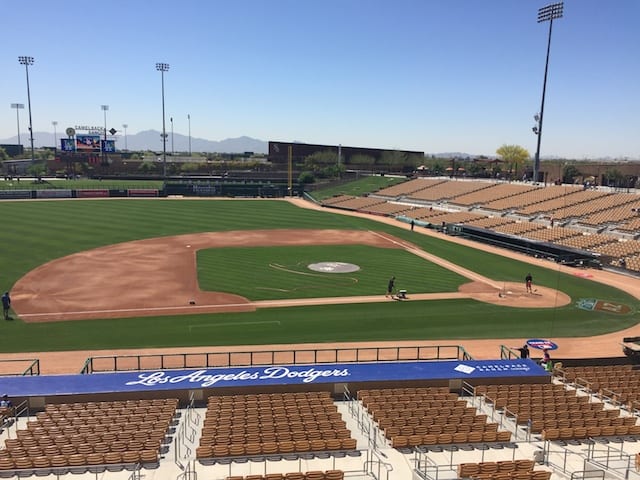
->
[[197, 245, 467, 300]]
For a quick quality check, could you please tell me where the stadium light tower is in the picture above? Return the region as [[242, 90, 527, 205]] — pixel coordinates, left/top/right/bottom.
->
[[11, 103, 24, 146], [187, 114, 191, 156], [155, 62, 170, 177], [52, 121, 58, 150], [18, 56, 35, 164], [533, 2, 563, 184], [170, 116, 174, 155], [122, 124, 128, 150], [101, 105, 109, 165]]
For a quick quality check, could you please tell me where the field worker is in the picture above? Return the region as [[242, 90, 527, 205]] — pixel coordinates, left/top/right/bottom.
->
[[525, 273, 533, 293], [1, 292, 10, 320], [386, 276, 396, 298]]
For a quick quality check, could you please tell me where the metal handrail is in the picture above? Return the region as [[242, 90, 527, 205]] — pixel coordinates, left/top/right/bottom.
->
[[80, 344, 473, 373], [0, 358, 40, 376]]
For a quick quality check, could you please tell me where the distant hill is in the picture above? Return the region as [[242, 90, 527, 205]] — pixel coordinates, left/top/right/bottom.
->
[[0, 130, 269, 154]]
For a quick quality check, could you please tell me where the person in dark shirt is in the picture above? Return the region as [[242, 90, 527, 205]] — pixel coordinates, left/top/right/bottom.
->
[[525, 273, 533, 293], [514, 344, 530, 359], [386, 276, 396, 298], [1, 292, 10, 320]]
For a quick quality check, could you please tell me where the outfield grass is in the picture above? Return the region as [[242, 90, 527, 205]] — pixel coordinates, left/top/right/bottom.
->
[[309, 175, 404, 200], [0, 198, 638, 353], [197, 245, 467, 299]]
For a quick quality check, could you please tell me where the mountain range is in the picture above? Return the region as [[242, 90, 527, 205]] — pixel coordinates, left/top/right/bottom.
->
[[0, 130, 269, 154]]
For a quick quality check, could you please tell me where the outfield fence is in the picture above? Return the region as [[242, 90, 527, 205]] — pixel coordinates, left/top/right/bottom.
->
[[80, 344, 472, 374]]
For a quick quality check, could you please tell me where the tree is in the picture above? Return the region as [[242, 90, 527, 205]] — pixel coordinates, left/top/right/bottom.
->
[[562, 165, 581, 184], [603, 168, 625, 188], [379, 150, 408, 173], [496, 144, 530, 179], [27, 162, 47, 178]]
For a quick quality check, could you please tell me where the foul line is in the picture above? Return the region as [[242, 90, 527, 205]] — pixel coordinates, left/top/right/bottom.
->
[[369, 230, 502, 289]]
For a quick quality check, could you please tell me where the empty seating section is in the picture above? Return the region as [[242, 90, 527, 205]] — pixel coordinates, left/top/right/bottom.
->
[[361, 202, 412, 216], [508, 185, 583, 211], [0, 398, 177, 471], [512, 185, 583, 216], [474, 383, 638, 440], [555, 233, 618, 251], [578, 199, 640, 227], [546, 191, 626, 221], [428, 211, 486, 225], [593, 240, 640, 260], [449, 183, 538, 207], [322, 196, 385, 211], [197, 392, 356, 460], [493, 223, 546, 236], [225, 471, 344, 480], [617, 217, 640, 234], [404, 207, 448, 221], [625, 254, 640, 273], [374, 178, 445, 198], [457, 459, 552, 480], [320, 195, 355, 206], [485, 189, 608, 216], [407, 181, 491, 203], [358, 386, 512, 448], [465, 217, 516, 229], [519, 226, 582, 243], [406, 209, 485, 225], [558, 365, 640, 412]]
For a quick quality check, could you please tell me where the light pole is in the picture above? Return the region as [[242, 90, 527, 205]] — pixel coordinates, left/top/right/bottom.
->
[[187, 114, 191, 156], [18, 56, 35, 164], [52, 121, 58, 150], [122, 124, 128, 150], [533, 2, 563, 184], [170, 116, 174, 155], [10, 103, 24, 146], [101, 105, 109, 165], [155, 62, 170, 177]]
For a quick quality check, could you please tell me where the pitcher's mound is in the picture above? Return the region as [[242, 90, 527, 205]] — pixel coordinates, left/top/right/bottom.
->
[[459, 281, 571, 308]]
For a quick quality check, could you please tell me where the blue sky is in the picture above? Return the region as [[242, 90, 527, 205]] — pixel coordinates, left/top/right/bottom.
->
[[1, 0, 638, 159]]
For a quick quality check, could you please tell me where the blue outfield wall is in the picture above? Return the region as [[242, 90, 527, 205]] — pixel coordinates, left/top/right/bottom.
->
[[0, 359, 547, 397]]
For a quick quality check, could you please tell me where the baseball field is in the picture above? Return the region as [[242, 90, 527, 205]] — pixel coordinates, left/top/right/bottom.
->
[[1, 196, 638, 363]]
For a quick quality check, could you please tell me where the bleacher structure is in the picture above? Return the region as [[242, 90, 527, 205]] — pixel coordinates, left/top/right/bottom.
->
[[2, 346, 640, 480], [319, 177, 640, 273]]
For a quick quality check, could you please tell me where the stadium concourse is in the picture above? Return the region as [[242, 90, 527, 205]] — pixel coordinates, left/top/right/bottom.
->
[[0, 198, 639, 479]]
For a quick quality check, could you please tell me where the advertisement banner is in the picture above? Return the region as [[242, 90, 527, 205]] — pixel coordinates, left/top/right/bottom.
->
[[76, 135, 101, 152], [60, 138, 75, 152], [0, 359, 546, 397]]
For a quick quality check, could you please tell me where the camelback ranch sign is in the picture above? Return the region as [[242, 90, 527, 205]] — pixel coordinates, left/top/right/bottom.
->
[[0, 360, 547, 397], [576, 298, 633, 315]]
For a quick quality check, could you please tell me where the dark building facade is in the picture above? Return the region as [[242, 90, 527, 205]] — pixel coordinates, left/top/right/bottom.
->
[[268, 141, 424, 169]]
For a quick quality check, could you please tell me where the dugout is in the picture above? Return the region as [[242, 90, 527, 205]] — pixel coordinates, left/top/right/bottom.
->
[[455, 224, 603, 268], [164, 180, 304, 198]]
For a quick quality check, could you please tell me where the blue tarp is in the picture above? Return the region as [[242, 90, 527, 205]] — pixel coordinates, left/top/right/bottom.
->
[[0, 359, 546, 397]]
